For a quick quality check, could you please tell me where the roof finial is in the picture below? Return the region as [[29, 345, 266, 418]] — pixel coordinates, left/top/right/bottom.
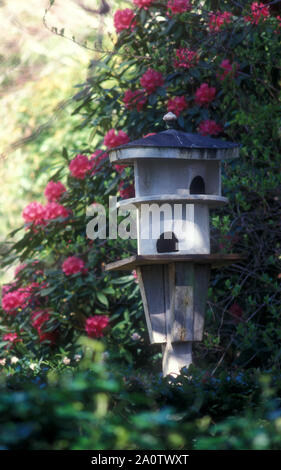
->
[[163, 112, 177, 129]]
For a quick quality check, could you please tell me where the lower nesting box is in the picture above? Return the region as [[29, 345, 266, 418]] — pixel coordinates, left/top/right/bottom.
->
[[136, 262, 210, 345], [105, 254, 245, 376]]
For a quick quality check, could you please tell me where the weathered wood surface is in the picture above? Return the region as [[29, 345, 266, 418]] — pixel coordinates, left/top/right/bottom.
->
[[105, 253, 246, 271], [193, 264, 210, 341], [137, 265, 167, 344], [162, 341, 193, 377]]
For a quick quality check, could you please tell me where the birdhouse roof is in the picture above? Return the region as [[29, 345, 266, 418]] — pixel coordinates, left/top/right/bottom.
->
[[109, 129, 240, 163]]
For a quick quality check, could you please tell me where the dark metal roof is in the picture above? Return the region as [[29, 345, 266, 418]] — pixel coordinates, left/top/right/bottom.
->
[[113, 129, 239, 151]]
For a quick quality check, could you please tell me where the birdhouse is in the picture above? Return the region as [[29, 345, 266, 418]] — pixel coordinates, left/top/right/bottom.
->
[[106, 113, 244, 376]]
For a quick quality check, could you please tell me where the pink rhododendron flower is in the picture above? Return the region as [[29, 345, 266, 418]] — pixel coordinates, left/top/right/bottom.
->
[[3, 332, 20, 344], [44, 180, 66, 202], [167, 96, 188, 116], [167, 0, 192, 15], [174, 48, 198, 69], [2, 282, 17, 296], [114, 9, 137, 33], [198, 120, 223, 136], [217, 59, 239, 81], [244, 2, 270, 24], [119, 182, 135, 199], [62, 256, 87, 276], [104, 129, 130, 149], [31, 309, 50, 330], [90, 150, 108, 174], [132, 270, 138, 283], [195, 83, 217, 106], [209, 11, 232, 31], [140, 69, 164, 95], [22, 202, 46, 226], [69, 154, 92, 179], [85, 315, 109, 338], [133, 0, 154, 9], [123, 89, 147, 111], [44, 202, 70, 221], [1, 289, 30, 314]]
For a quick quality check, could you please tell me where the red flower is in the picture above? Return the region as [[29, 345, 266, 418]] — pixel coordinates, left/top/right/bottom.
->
[[114, 9, 137, 33], [69, 154, 92, 179], [44, 202, 70, 221], [22, 202, 46, 226], [85, 315, 109, 338], [140, 68, 164, 95], [90, 150, 108, 174], [174, 48, 198, 69], [31, 309, 50, 330], [2, 283, 16, 296], [123, 89, 147, 111], [3, 332, 20, 344], [198, 120, 223, 136], [104, 129, 130, 149], [44, 181, 66, 202], [1, 289, 30, 314], [167, 96, 188, 117], [229, 303, 243, 323], [167, 0, 192, 15], [133, 0, 154, 9], [244, 2, 270, 25], [119, 181, 135, 199], [62, 256, 87, 276], [217, 59, 239, 81], [38, 330, 57, 345], [209, 11, 232, 31], [195, 83, 217, 106]]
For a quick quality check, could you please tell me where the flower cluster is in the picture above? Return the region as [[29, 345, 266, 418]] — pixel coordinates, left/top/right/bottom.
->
[[44, 181, 66, 202], [104, 129, 130, 149], [167, 0, 192, 15], [140, 68, 164, 95], [244, 2, 270, 25], [22, 202, 46, 226], [174, 48, 198, 69], [195, 83, 217, 106], [217, 59, 239, 81], [45, 202, 70, 221], [114, 9, 136, 33], [3, 332, 20, 345], [198, 120, 223, 136], [69, 154, 93, 179], [133, 0, 154, 9], [85, 315, 109, 338], [123, 89, 147, 111], [209, 11, 232, 32], [62, 256, 87, 276], [167, 96, 188, 116], [2, 289, 30, 314]]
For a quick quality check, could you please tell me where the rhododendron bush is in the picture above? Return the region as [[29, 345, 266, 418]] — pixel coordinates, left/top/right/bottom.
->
[[0, 0, 280, 374]]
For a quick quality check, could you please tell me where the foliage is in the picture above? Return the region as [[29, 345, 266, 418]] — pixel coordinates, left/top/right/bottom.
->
[[0, 0, 280, 450], [1, 340, 281, 450]]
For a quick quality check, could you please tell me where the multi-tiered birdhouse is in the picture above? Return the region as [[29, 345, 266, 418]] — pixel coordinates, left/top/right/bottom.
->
[[106, 113, 243, 376]]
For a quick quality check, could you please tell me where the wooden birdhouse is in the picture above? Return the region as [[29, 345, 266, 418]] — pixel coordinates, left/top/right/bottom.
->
[[106, 113, 244, 376]]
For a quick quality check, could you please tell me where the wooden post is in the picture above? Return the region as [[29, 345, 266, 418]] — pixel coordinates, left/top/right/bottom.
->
[[162, 342, 192, 377]]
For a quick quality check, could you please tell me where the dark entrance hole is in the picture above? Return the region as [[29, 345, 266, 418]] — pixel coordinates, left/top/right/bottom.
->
[[190, 176, 205, 194], [156, 232, 179, 253]]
